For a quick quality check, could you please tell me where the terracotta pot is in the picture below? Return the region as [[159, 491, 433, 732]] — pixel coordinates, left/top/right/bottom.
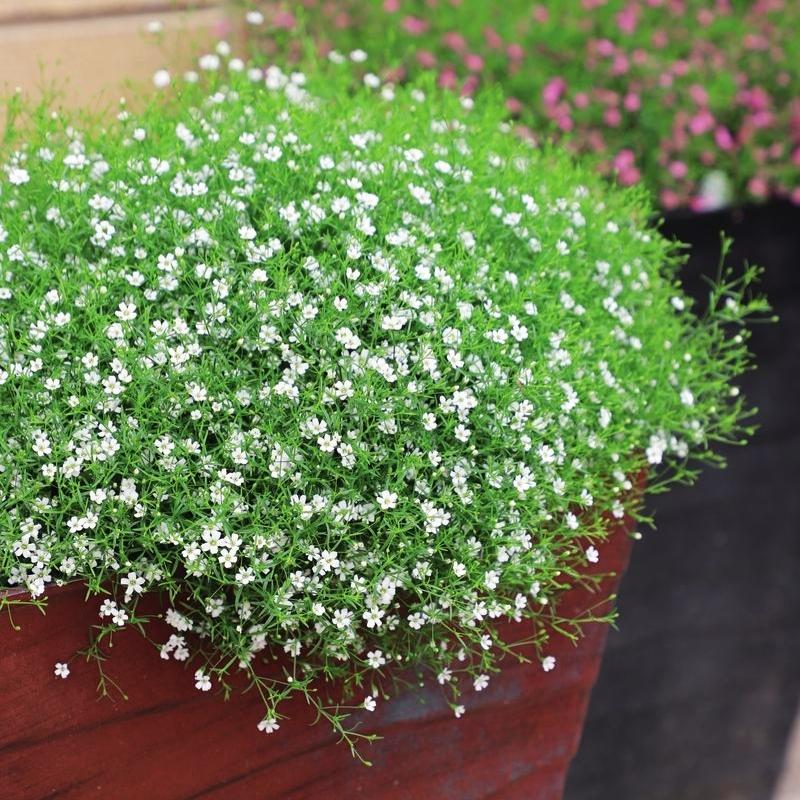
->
[[0, 517, 633, 800]]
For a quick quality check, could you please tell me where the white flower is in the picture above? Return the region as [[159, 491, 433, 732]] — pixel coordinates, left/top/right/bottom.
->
[[121, 571, 145, 599], [8, 168, 30, 185], [585, 546, 600, 564], [542, 656, 556, 672], [115, 302, 137, 321], [362, 607, 384, 629], [408, 183, 432, 206], [473, 674, 489, 692], [454, 705, 465, 719], [363, 695, 377, 712], [54, 662, 70, 679], [316, 549, 339, 575], [332, 608, 353, 629], [376, 490, 398, 511], [258, 717, 280, 733], [153, 69, 171, 89], [366, 650, 386, 669], [194, 669, 212, 691]]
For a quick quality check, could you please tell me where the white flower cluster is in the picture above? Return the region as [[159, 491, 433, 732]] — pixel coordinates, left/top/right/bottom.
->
[[0, 50, 756, 737]]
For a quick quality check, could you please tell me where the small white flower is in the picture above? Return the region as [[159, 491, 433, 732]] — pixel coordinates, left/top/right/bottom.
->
[[194, 669, 212, 691], [115, 302, 137, 321], [473, 674, 489, 692], [257, 717, 280, 733], [366, 650, 386, 669], [8, 168, 30, 185], [376, 490, 398, 511], [542, 656, 557, 672], [586, 546, 600, 564], [363, 695, 377, 712], [54, 662, 70, 679], [153, 69, 171, 89], [332, 608, 353, 630]]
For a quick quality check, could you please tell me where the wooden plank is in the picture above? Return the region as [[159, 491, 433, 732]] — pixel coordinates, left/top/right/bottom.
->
[[0, 520, 634, 799], [0, 1, 217, 25], [0, 7, 227, 114]]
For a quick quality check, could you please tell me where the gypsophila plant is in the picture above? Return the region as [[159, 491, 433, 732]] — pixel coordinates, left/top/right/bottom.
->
[[0, 47, 767, 757]]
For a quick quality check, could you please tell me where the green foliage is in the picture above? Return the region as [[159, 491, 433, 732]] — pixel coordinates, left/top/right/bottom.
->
[[0, 52, 768, 753]]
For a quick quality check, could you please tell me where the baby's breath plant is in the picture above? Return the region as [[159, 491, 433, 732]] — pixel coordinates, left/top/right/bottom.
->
[[0, 50, 767, 755]]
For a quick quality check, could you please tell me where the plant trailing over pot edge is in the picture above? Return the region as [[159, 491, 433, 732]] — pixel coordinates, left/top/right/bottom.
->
[[0, 47, 770, 760]]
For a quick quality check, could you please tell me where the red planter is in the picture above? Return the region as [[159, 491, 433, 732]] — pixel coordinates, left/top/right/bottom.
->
[[0, 519, 633, 800]]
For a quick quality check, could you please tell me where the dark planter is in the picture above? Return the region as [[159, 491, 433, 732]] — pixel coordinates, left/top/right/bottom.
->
[[567, 200, 800, 800], [1, 518, 633, 800], [660, 200, 800, 298]]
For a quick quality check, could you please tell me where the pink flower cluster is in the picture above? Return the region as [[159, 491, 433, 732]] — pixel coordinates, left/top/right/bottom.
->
[[246, 0, 800, 209]]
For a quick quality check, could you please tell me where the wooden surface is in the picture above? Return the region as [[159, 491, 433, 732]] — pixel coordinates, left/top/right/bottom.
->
[[0, 1, 217, 24], [0, 2, 226, 115], [567, 202, 800, 800], [0, 522, 633, 800]]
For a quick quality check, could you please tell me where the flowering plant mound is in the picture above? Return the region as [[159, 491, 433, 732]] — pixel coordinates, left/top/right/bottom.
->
[[244, 0, 800, 210], [0, 51, 766, 754]]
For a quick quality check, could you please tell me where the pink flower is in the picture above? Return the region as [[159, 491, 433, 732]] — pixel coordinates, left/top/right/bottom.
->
[[574, 92, 590, 109], [661, 189, 681, 210], [618, 167, 641, 186], [604, 107, 622, 127], [464, 53, 485, 72], [616, 4, 640, 34], [383, 0, 400, 10], [661, 189, 681, 209], [506, 97, 523, 114], [461, 75, 479, 96], [689, 84, 709, 106], [748, 176, 768, 198], [623, 92, 641, 112], [751, 110, 774, 129], [484, 27, 503, 50], [543, 77, 567, 107], [416, 50, 437, 68], [402, 16, 429, 36], [669, 161, 688, 179], [613, 149, 636, 171], [790, 187, 800, 206], [273, 10, 296, 30], [697, 8, 714, 25], [507, 43, 524, 62], [442, 31, 467, 54], [688, 110, 714, 136], [714, 127, 735, 151], [556, 114, 574, 132], [652, 30, 669, 48], [672, 59, 689, 77], [611, 54, 630, 75], [533, 4, 549, 23], [595, 39, 616, 58], [438, 67, 458, 90]]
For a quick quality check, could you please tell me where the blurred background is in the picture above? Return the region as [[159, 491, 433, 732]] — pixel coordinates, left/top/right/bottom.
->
[[1, 2, 797, 798]]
